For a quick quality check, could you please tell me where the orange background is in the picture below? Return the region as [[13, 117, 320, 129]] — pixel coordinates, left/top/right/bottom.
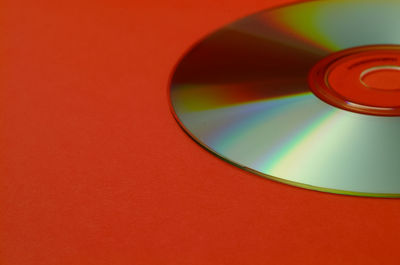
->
[[2, 1, 400, 264]]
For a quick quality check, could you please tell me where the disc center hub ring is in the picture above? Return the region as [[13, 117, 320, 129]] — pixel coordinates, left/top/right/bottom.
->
[[308, 45, 400, 116]]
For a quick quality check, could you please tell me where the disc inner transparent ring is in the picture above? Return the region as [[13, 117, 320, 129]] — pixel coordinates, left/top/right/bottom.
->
[[360, 65, 400, 90]]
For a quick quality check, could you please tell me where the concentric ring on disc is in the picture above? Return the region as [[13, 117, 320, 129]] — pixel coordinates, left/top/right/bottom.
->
[[169, 0, 400, 197]]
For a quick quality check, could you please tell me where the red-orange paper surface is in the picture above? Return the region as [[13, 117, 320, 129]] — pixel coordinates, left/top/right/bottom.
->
[[1, 1, 400, 264]]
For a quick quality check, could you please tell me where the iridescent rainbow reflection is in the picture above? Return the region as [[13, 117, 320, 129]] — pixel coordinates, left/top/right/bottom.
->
[[170, 0, 400, 197]]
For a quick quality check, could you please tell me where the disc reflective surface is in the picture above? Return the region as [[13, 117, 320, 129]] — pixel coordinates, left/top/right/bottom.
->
[[169, 0, 400, 197]]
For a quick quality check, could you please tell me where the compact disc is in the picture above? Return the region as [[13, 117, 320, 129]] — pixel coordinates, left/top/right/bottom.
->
[[169, 0, 400, 197]]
